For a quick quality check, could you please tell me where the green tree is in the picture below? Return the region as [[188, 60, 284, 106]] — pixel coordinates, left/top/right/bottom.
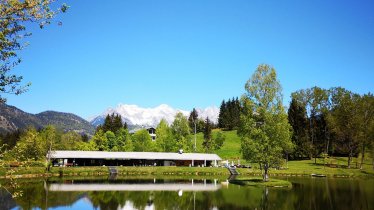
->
[[99, 113, 124, 134], [218, 100, 226, 128], [357, 93, 374, 168], [58, 131, 82, 150], [116, 128, 133, 151], [328, 88, 361, 168], [196, 119, 205, 133], [287, 98, 310, 159], [218, 98, 241, 130], [188, 108, 198, 133], [292, 87, 330, 162], [171, 112, 192, 151], [105, 131, 117, 151], [238, 64, 292, 181], [202, 117, 214, 153], [214, 131, 226, 150], [132, 129, 153, 152], [39, 125, 61, 162], [91, 130, 108, 151], [74, 140, 96, 151], [156, 119, 176, 152], [0, 129, 21, 150], [8, 127, 44, 161], [0, 0, 68, 102]]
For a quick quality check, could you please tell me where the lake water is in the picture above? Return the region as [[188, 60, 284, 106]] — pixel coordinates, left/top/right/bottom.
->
[[1, 176, 373, 210]]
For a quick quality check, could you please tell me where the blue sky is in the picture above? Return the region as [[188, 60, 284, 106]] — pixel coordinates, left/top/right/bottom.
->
[[6, 0, 374, 119]]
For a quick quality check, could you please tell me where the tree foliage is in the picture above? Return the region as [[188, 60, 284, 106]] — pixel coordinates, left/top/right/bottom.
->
[[238, 64, 293, 181], [188, 108, 198, 133], [132, 129, 154, 152], [97, 113, 124, 134], [202, 117, 213, 153], [218, 98, 241, 130], [291, 87, 331, 163], [291, 86, 374, 168], [328, 88, 362, 168], [171, 112, 192, 152], [155, 119, 176, 152], [214, 131, 225, 150], [8, 127, 44, 161], [287, 98, 310, 159], [0, 0, 68, 102]]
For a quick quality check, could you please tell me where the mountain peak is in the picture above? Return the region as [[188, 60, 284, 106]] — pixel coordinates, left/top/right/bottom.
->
[[89, 104, 219, 127]]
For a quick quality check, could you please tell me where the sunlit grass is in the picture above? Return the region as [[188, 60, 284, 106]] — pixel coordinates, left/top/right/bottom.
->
[[230, 177, 292, 188]]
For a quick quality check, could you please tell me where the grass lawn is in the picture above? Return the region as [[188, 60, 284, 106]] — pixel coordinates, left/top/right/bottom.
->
[[230, 177, 292, 188], [195, 129, 243, 162], [236, 158, 374, 177]]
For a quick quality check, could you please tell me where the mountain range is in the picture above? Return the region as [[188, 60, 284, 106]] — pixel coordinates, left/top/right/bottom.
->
[[0, 103, 220, 135], [0, 103, 95, 135], [89, 104, 219, 128]]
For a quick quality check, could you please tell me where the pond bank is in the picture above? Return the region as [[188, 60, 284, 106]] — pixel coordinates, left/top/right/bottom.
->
[[1, 165, 373, 179]]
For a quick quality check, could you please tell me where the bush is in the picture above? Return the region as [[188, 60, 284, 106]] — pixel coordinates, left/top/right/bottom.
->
[[0, 161, 45, 168], [22, 161, 46, 167]]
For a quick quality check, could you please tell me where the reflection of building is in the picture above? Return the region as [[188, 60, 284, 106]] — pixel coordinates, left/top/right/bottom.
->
[[49, 180, 221, 192], [49, 150, 222, 167]]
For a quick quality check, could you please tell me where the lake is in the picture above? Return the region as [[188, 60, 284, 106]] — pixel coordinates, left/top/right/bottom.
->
[[1, 176, 373, 210]]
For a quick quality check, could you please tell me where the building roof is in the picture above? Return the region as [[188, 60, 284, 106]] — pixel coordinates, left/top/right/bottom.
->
[[129, 126, 156, 134], [49, 150, 222, 161]]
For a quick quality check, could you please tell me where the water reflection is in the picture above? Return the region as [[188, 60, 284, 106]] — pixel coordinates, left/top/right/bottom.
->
[[49, 179, 221, 192], [0, 177, 373, 210]]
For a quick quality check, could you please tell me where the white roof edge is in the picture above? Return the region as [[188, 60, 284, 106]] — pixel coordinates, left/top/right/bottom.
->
[[48, 150, 222, 161]]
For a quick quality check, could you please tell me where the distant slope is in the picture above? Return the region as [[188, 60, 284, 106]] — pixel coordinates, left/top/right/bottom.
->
[[195, 129, 242, 160], [0, 103, 95, 135], [36, 111, 95, 134]]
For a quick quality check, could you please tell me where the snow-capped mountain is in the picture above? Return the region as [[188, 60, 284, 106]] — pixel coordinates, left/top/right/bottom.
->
[[89, 104, 219, 127]]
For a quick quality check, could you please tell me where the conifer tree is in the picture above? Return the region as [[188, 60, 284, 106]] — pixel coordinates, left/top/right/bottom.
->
[[188, 108, 199, 133], [288, 98, 310, 159], [239, 64, 293, 181], [218, 100, 226, 128], [202, 117, 214, 152]]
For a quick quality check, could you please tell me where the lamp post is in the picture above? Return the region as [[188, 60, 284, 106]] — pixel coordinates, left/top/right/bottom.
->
[[194, 119, 197, 152]]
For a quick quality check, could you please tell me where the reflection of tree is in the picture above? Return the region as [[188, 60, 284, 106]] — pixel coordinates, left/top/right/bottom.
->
[[88, 191, 128, 210], [1, 171, 23, 202], [5, 180, 83, 210], [0, 189, 17, 210], [4, 178, 373, 210]]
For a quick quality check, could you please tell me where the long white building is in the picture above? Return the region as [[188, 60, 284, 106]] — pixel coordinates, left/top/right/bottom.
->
[[48, 150, 222, 167]]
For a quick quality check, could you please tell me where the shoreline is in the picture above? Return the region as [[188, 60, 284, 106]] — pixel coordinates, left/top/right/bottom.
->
[[1, 166, 373, 179]]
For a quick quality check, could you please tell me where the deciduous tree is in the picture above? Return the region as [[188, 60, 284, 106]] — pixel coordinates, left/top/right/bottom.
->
[[238, 64, 292, 181], [171, 112, 192, 152], [156, 119, 176, 152], [132, 129, 154, 152], [0, 0, 68, 102]]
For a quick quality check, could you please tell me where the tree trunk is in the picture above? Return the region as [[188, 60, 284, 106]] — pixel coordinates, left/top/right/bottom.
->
[[348, 154, 351, 169], [286, 152, 289, 169], [314, 156, 317, 164], [360, 145, 365, 170], [263, 163, 269, 182], [326, 126, 330, 156]]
